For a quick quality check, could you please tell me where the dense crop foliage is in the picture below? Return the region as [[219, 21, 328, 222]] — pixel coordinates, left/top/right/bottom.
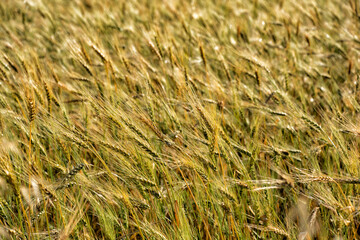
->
[[0, 0, 359, 239]]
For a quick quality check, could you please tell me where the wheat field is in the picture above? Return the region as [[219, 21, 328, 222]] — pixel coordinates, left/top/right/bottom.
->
[[0, 0, 360, 239]]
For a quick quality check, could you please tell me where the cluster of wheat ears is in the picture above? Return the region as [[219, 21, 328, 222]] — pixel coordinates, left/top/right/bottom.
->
[[0, 0, 359, 239]]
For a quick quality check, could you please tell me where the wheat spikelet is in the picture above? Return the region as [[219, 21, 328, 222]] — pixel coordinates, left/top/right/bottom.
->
[[27, 94, 36, 123], [107, 115, 124, 129], [52, 95, 60, 107], [154, 35, 163, 58], [219, 201, 231, 213], [229, 178, 249, 189], [33, 54, 43, 80], [195, 167, 208, 182], [5, 172, 21, 200], [120, 193, 133, 210], [44, 81, 52, 113], [122, 57, 131, 74], [72, 129, 89, 144], [191, 135, 209, 146], [287, 149, 302, 154], [98, 140, 131, 158], [31, 229, 60, 239], [80, 41, 92, 66], [247, 224, 289, 238], [108, 60, 116, 82], [64, 98, 87, 104], [63, 132, 88, 148], [184, 67, 189, 86], [79, 59, 93, 76], [49, 65, 60, 83], [139, 115, 164, 140], [168, 47, 174, 69], [69, 76, 92, 83], [0, 66, 7, 80], [145, 188, 162, 198], [133, 180, 146, 197], [218, 187, 236, 202], [194, 153, 217, 171], [348, 59, 353, 75], [311, 176, 334, 183], [124, 74, 134, 92], [142, 158, 155, 180], [54, 182, 76, 191], [221, 59, 232, 82], [267, 226, 289, 238], [255, 69, 260, 86], [130, 197, 150, 210], [231, 143, 252, 157], [265, 91, 278, 103], [0, 196, 11, 210], [133, 137, 160, 159], [219, 128, 231, 146], [309, 207, 319, 230], [266, 108, 287, 116], [94, 78, 104, 97], [20, 59, 29, 75], [181, 19, 192, 39], [122, 117, 148, 142], [199, 43, 207, 69], [148, 41, 162, 60], [91, 44, 107, 63], [33, 86, 44, 105], [301, 116, 322, 132], [218, 145, 231, 164], [209, 130, 217, 156], [60, 163, 85, 185], [184, 162, 208, 181], [196, 106, 213, 132], [132, 176, 156, 187], [335, 178, 360, 184], [3, 54, 18, 73]]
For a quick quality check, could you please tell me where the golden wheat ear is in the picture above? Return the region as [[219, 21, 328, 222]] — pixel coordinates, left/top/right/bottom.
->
[[26, 94, 36, 123]]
